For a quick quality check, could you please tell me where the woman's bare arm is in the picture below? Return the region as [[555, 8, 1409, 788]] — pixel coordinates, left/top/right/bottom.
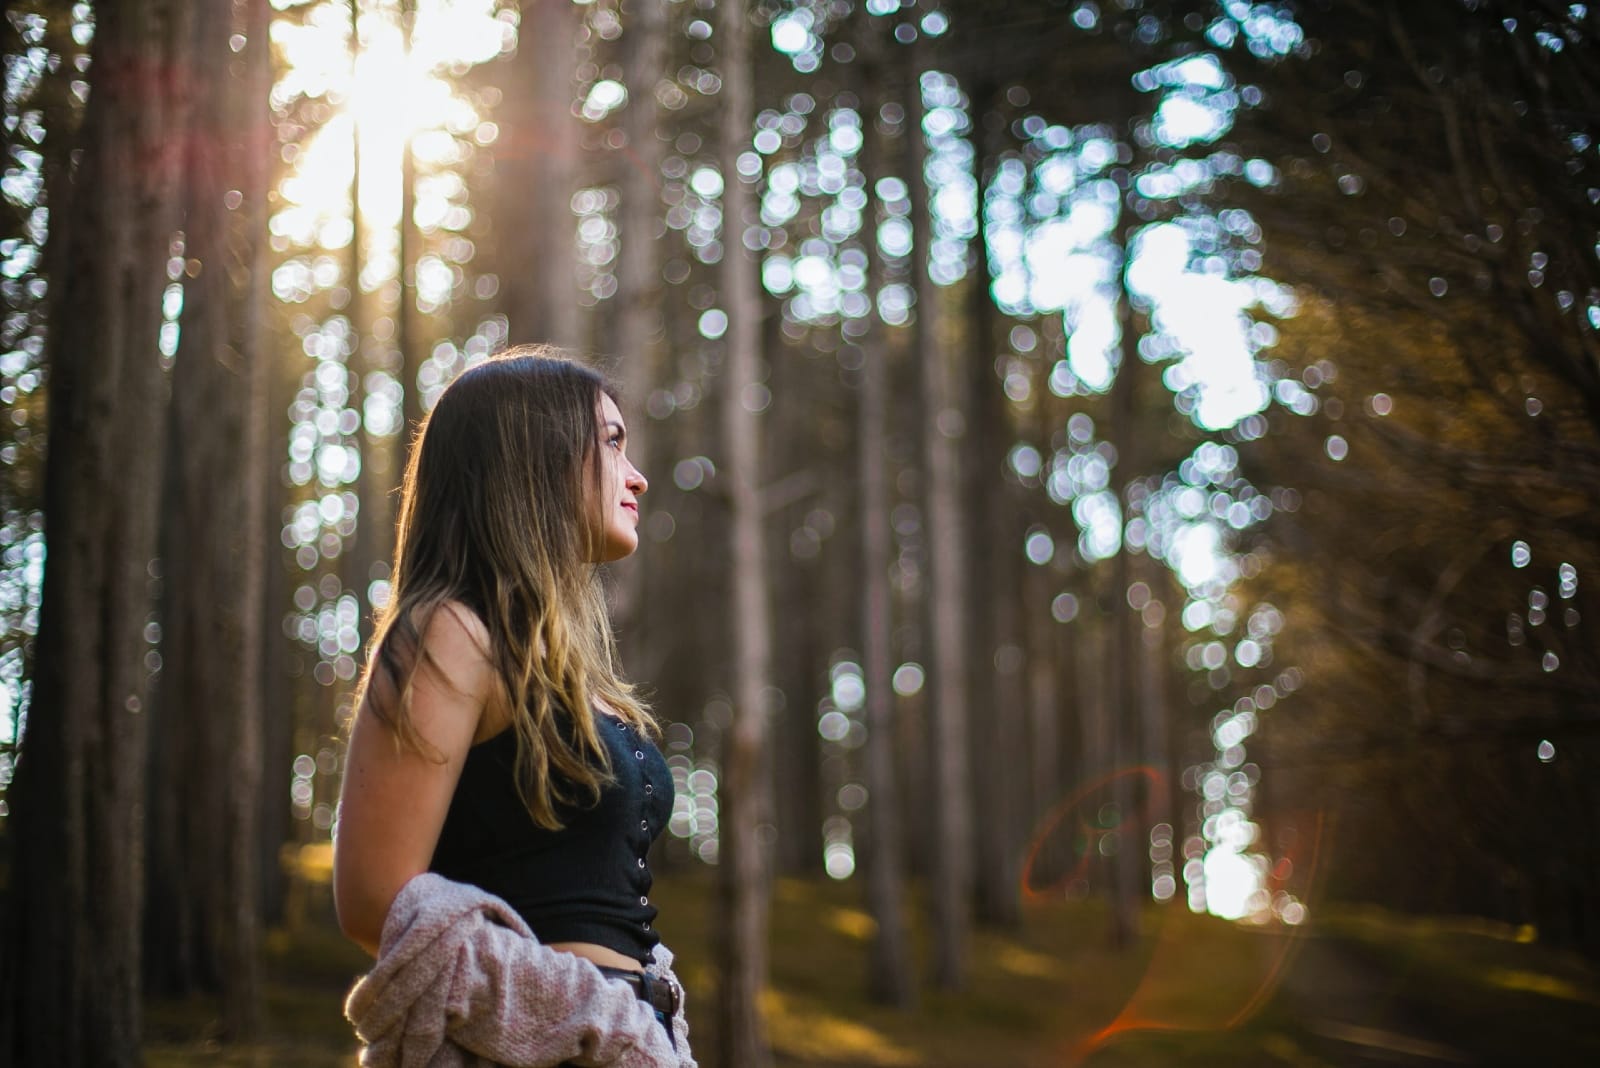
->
[[332, 602, 495, 955]]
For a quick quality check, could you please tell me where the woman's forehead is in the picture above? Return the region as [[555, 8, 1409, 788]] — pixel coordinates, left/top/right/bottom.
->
[[598, 392, 625, 425]]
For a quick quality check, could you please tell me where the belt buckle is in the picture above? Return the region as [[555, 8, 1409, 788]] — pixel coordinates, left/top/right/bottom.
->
[[641, 971, 680, 1017], [600, 964, 679, 1018], [663, 975, 681, 1016]]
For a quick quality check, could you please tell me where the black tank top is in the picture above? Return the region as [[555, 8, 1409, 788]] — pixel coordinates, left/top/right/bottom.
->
[[428, 712, 674, 964]]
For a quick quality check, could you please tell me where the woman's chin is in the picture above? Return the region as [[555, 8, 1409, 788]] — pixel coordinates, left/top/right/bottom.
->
[[597, 535, 639, 563]]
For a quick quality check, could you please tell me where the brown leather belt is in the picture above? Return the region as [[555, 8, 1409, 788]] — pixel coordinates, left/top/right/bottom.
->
[[598, 965, 680, 1017]]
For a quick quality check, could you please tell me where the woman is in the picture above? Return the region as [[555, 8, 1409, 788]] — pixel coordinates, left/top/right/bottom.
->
[[334, 347, 691, 1066]]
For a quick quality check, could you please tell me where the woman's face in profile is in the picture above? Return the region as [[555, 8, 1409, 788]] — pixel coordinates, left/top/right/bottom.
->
[[590, 392, 648, 563]]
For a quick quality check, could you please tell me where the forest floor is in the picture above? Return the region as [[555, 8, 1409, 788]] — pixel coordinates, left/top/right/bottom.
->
[[144, 871, 1600, 1067]]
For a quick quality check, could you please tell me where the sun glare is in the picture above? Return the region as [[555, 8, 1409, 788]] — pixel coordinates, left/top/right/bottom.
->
[[272, 1, 512, 255]]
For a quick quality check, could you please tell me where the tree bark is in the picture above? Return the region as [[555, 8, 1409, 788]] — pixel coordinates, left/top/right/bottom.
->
[[908, 36, 972, 992], [1106, 275, 1142, 947], [1136, 555, 1171, 895], [963, 78, 1023, 929], [769, 339, 824, 879], [146, 0, 233, 1001], [714, 2, 773, 1065], [397, 0, 426, 460], [143, 0, 270, 1038], [0, 3, 193, 1063], [344, 0, 393, 655], [222, 0, 273, 1037], [500, 0, 581, 347], [856, 10, 913, 1007], [610, 0, 667, 635], [1076, 588, 1110, 792], [858, 326, 915, 1007], [1025, 553, 1060, 832]]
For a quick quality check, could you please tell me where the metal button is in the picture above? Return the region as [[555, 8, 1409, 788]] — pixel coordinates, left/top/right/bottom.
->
[[638, 857, 646, 868], [635, 750, 644, 760], [640, 895, 649, 906], [640, 819, 648, 831], [644, 783, 653, 794]]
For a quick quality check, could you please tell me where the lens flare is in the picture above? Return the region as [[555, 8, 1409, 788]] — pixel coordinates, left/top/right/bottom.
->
[[1023, 778, 1326, 1062], [1057, 809, 1325, 1064]]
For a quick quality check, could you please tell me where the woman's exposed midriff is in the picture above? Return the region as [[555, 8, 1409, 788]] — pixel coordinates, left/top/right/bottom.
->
[[547, 940, 645, 973]]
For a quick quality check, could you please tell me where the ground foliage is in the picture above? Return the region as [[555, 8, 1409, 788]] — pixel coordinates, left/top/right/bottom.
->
[[143, 874, 1600, 1066]]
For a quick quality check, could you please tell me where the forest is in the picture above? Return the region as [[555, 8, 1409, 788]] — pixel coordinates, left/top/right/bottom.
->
[[0, 0, 1597, 1065]]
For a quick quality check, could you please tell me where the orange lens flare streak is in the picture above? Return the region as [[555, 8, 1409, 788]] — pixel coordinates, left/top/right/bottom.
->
[[1020, 773, 1326, 1064]]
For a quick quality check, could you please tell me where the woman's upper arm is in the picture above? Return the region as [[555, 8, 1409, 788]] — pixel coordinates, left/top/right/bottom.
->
[[333, 602, 495, 954]]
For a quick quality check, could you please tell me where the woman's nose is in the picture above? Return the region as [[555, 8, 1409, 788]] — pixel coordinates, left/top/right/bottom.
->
[[627, 463, 647, 495]]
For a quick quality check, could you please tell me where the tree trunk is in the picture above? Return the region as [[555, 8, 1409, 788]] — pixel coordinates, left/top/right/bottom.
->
[[1107, 277, 1142, 947], [908, 36, 972, 992], [257, 252, 301, 931], [769, 339, 823, 879], [221, 0, 273, 1036], [963, 78, 1023, 929], [1137, 560, 1172, 906], [143, 0, 270, 1037], [858, 322, 915, 1007], [855, 11, 913, 1007], [714, 2, 772, 1065], [500, 0, 581, 347], [610, 0, 667, 635], [0, 3, 193, 1063], [1025, 555, 1061, 833], [397, 1, 426, 458], [344, 0, 393, 654], [1076, 589, 1110, 793]]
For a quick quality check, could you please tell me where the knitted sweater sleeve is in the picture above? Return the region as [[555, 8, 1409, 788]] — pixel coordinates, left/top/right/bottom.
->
[[346, 873, 684, 1068]]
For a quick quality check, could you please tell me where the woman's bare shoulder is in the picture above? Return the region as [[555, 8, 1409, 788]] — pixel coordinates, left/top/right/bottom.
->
[[416, 599, 496, 702]]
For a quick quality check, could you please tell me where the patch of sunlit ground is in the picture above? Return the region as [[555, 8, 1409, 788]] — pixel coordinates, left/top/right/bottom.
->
[[1296, 904, 1600, 1062], [143, 874, 1600, 1067], [659, 874, 1288, 1067], [1081, 903, 1600, 1067], [145, 918, 365, 1068]]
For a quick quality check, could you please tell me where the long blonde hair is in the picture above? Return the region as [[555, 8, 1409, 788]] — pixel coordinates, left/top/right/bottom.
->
[[354, 345, 652, 829]]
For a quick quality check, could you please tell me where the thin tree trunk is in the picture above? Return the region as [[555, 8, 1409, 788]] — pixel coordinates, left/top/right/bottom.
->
[[0, 3, 193, 1063], [908, 36, 972, 992], [501, 0, 581, 347], [1137, 570, 1172, 904], [858, 315, 914, 1008], [715, 2, 772, 1065], [1076, 591, 1109, 792], [1025, 555, 1060, 830], [345, 0, 390, 650], [257, 269, 299, 932], [146, 0, 238, 1000], [1107, 278, 1142, 947], [964, 77, 1023, 928], [770, 340, 823, 878], [856, 10, 913, 1006], [222, 0, 273, 1037], [397, 0, 426, 457], [611, 0, 666, 634]]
